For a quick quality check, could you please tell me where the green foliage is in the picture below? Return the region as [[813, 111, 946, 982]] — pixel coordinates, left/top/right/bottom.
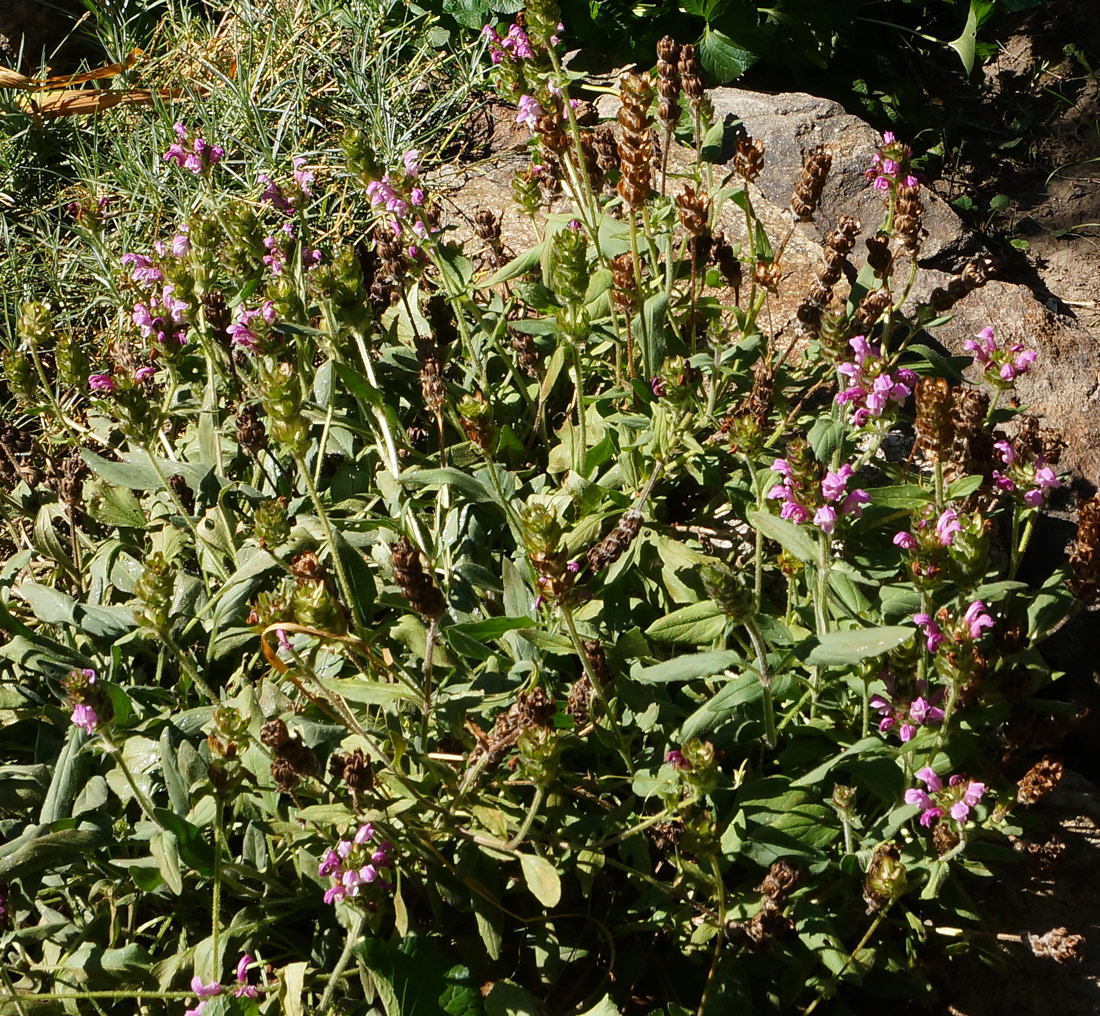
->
[[0, 1, 1087, 1014]]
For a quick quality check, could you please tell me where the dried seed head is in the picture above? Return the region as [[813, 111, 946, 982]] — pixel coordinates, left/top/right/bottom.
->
[[864, 236, 893, 276], [894, 182, 924, 252], [711, 230, 742, 300], [928, 258, 992, 312], [754, 259, 782, 293], [260, 718, 291, 748], [567, 675, 593, 726], [1028, 927, 1085, 963], [791, 145, 832, 221], [676, 184, 710, 236], [586, 510, 642, 571], [856, 287, 892, 328], [656, 36, 682, 129], [1017, 756, 1064, 805], [932, 821, 961, 855], [733, 135, 765, 182], [617, 73, 655, 209], [677, 43, 704, 103], [610, 252, 637, 314], [236, 403, 269, 457], [827, 215, 861, 255], [391, 536, 446, 618], [168, 474, 194, 516], [582, 638, 610, 686], [592, 126, 620, 184], [202, 289, 232, 351], [510, 328, 541, 377], [914, 378, 955, 462], [758, 860, 800, 902], [1068, 493, 1100, 601]]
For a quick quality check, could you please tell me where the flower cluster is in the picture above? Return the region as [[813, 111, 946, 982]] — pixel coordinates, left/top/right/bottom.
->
[[913, 599, 993, 653], [904, 767, 985, 828], [227, 301, 277, 352], [259, 156, 316, 214], [893, 506, 962, 552], [769, 459, 869, 534], [993, 439, 1061, 507], [318, 822, 394, 904], [483, 22, 536, 62], [964, 326, 1037, 385], [185, 954, 259, 1016], [870, 674, 944, 742], [516, 94, 544, 130], [121, 226, 194, 350], [163, 122, 224, 175], [834, 336, 916, 427], [865, 131, 916, 192]]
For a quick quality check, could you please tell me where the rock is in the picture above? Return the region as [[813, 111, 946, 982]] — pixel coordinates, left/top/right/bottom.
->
[[439, 86, 1100, 482]]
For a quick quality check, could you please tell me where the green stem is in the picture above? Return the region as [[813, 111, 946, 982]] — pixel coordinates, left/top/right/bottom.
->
[[293, 452, 359, 626], [803, 907, 891, 1014], [696, 853, 726, 1016], [100, 733, 158, 823], [212, 796, 223, 981], [317, 910, 365, 1015], [572, 342, 587, 476], [506, 784, 546, 850], [1009, 508, 1034, 581], [744, 618, 776, 749], [627, 215, 651, 379]]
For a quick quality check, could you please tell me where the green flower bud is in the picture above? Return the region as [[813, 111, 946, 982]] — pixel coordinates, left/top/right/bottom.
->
[[550, 223, 588, 306], [133, 552, 175, 632], [291, 577, 347, 635], [254, 497, 291, 549], [3, 348, 38, 404], [863, 841, 907, 912], [701, 562, 753, 623], [512, 167, 543, 218], [54, 329, 89, 390]]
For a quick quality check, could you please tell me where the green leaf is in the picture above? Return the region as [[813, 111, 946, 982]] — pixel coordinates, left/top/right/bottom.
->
[[278, 961, 308, 1016], [866, 484, 932, 509], [679, 672, 794, 740], [645, 601, 725, 644], [18, 582, 76, 626], [87, 483, 147, 528], [945, 474, 983, 500], [576, 996, 618, 1016], [519, 853, 561, 907], [807, 417, 848, 464], [333, 530, 376, 624], [150, 830, 184, 894], [317, 676, 419, 706], [790, 736, 886, 787], [483, 241, 543, 286], [400, 468, 494, 503], [947, 0, 979, 74], [153, 808, 215, 875], [635, 650, 741, 683], [696, 25, 759, 83], [806, 626, 914, 666], [747, 510, 818, 563], [485, 981, 542, 1016]]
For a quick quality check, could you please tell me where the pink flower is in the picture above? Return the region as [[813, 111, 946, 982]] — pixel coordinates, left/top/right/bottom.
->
[[233, 955, 259, 999], [318, 850, 342, 877], [780, 500, 811, 525], [293, 156, 315, 194], [134, 366, 156, 383], [821, 464, 853, 502], [893, 531, 917, 550], [71, 703, 97, 734], [190, 977, 223, 999], [913, 613, 944, 653], [771, 458, 792, 478], [402, 150, 420, 177], [121, 252, 163, 283], [962, 600, 994, 639], [915, 766, 944, 792], [994, 440, 1015, 465], [517, 95, 543, 129], [813, 505, 837, 534], [935, 508, 961, 546], [354, 822, 375, 845], [840, 488, 869, 517], [89, 373, 117, 392]]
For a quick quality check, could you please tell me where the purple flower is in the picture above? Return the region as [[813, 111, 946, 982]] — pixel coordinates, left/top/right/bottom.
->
[[89, 373, 117, 393], [962, 600, 994, 639], [71, 703, 97, 734], [504, 23, 535, 59], [293, 156, 315, 194], [813, 505, 837, 534], [780, 500, 811, 524], [516, 95, 543, 130], [666, 749, 690, 769], [354, 822, 375, 846], [840, 488, 869, 517], [402, 149, 420, 177], [913, 613, 944, 653], [260, 173, 293, 212], [821, 464, 853, 503], [233, 955, 259, 999], [191, 977, 223, 999], [771, 458, 792, 478], [650, 376, 667, 398], [121, 252, 163, 283], [134, 366, 156, 383], [318, 850, 342, 877], [935, 508, 961, 547], [893, 531, 917, 551], [914, 766, 943, 792]]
